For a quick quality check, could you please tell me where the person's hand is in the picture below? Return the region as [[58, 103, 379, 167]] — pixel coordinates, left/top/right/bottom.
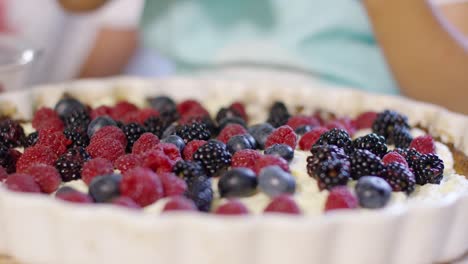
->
[[57, 0, 109, 13]]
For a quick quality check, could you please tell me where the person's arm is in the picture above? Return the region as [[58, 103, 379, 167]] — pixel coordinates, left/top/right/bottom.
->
[[363, 0, 468, 114]]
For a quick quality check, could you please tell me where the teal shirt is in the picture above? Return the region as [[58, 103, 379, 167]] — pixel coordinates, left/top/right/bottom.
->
[[141, 0, 399, 94]]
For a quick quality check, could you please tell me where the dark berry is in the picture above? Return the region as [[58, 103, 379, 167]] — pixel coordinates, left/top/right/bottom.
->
[[184, 174, 213, 212], [314, 128, 352, 152], [193, 141, 232, 177], [122, 123, 146, 152], [161, 135, 186, 152], [161, 123, 178, 139], [63, 109, 90, 129], [266, 102, 290, 128], [372, 110, 410, 143], [353, 133, 387, 157], [355, 176, 392, 209], [349, 149, 385, 180], [173, 160, 206, 180], [54, 97, 87, 118], [24, 132, 39, 148], [306, 145, 348, 178], [264, 144, 294, 162], [0, 119, 25, 148], [295, 125, 313, 135], [218, 168, 257, 198], [391, 126, 413, 148], [395, 148, 421, 168], [87, 115, 117, 138], [175, 122, 211, 143], [55, 147, 91, 182], [64, 126, 90, 148], [248, 123, 274, 150], [412, 154, 444, 185], [258, 166, 296, 197], [88, 174, 122, 203], [147, 96, 177, 115], [227, 134, 255, 154], [315, 159, 350, 191], [144, 116, 172, 138], [383, 162, 416, 194], [215, 107, 243, 124], [0, 144, 15, 173]]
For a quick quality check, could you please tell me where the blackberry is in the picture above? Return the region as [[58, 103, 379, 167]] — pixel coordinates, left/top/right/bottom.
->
[[63, 109, 90, 129], [314, 159, 351, 191], [349, 149, 385, 180], [353, 133, 387, 157], [64, 127, 89, 148], [144, 116, 171, 138], [173, 160, 206, 181], [122, 123, 146, 152], [55, 147, 91, 182], [314, 128, 352, 152], [395, 148, 421, 168], [372, 110, 410, 142], [215, 107, 243, 124], [184, 174, 213, 212], [0, 119, 25, 148], [24, 132, 39, 148], [412, 154, 444, 185], [267, 102, 290, 128], [147, 96, 177, 116], [306, 145, 348, 178], [175, 122, 211, 144], [382, 162, 416, 194], [390, 126, 413, 148], [193, 141, 232, 177], [0, 144, 14, 173]]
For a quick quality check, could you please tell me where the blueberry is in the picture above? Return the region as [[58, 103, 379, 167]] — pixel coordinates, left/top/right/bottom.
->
[[54, 97, 87, 118], [88, 174, 122, 203], [227, 135, 254, 154], [355, 176, 392, 209], [161, 123, 177, 139], [161, 135, 186, 152], [264, 144, 294, 162], [147, 96, 176, 114], [248, 123, 274, 150], [218, 168, 258, 198], [258, 166, 296, 197], [295, 125, 313, 135], [87, 115, 117, 137], [218, 117, 247, 130]]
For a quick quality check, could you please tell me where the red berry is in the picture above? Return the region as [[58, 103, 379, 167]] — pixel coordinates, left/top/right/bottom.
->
[[177, 100, 205, 116], [410, 135, 435, 154], [154, 143, 181, 162], [231, 149, 262, 171], [25, 164, 61, 193], [132, 133, 160, 154], [264, 125, 297, 149], [120, 167, 164, 207], [90, 126, 127, 147], [286, 115, 320, 130], [16, 145, 57, 173], [217, 124, 247, 143], [115, 154, 142, 173], [87, 137, 125, 163], [183, 140, 207, 161], [382, 151, 409, 167], [81, 158, 114, 185], [355, 111, 378, 130], [0, 166, 7, 181], [141, 150, 174, 173], [324, 186, 358, 212], [229, 102, 248, 122], [56, 190, 93, 204], [90, 105, 113, 120], [37, 129, 72, 156], [135, 108, 159, 124], [253, 155, 289, 174], [215, 200, 249, 215], [32, 107, 64, 132], [298, 127, 328, 151], [326, 117, 356, 136], [264, 195, 301, 215], [7, 149, 21, 173], [159, 172, 187, 197], [111, 196, 141, 209], [5, 173, 41, 193], [111, 101, 139, 121], [163, 196, 197, 212]]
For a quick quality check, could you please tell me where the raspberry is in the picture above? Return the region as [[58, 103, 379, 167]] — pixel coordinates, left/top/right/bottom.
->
[[229, 102, 248, 122], [286, 115, 320, 130], [25, 164, 61, 193], [132, 133, 160, 154], [123, 108, 160, 124], [315, 159, 351, 190], [56, 190, 93, 204], [193, 141, 232, 176], [183, 140, 207, 160], [120, 167, 164, 207], [115, 154, 142, 173], [81, 158, 114, 185], [86, 137, 125, 163], [55, 147, 91, 182], [0, 119, 25, 148], [141, 150, 174, 173], [217, 124, 247, 144], [324, 186, 358, 211], [163, 196, 197, 212], [111, 101, 139, 121], [154, 143, 182, 162], [264, 195, 301, 215], [231, 149, 262, 171], [298, 127, 328, 151], [90, 105, 113, 120], [37, 129, 72, 156], [267, 102, 290, 128], [176, 122, 211, 143], [16, 145, 57, 172], [264, 125, 298, 149], [159, 172, 187, 197], [410, 135, 435, 154], [90, 126, 127, 147], [382, 151, 408, 167], [332, 117, 357, 136], [177, 100, 206, 116], [32, 107, 64, 132], [355, 111, 378, 130], [111, 196, 141, 209], [215, 199, 249, 215], [253, 155, 289, 174], [5, 173, 41, 193], [0, 166, 7, 181], [353, 133, 387, 157]]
